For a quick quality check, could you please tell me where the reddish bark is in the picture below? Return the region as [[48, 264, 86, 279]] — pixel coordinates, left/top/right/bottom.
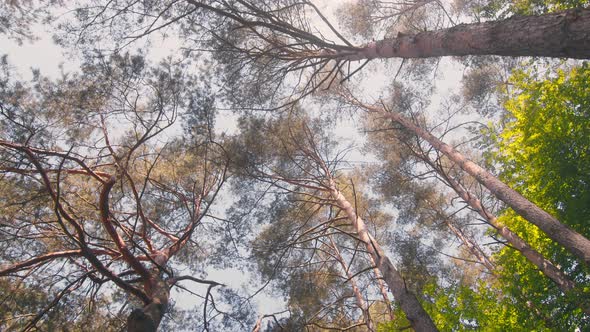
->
[[0, 250, 85, 276], [99, 175, 152, 281]]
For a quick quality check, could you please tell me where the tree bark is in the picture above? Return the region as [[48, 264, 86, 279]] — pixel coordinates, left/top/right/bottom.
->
[[327, 179, 438, 332], [127, 274, 170, 332], [362, 103, 590, 266], [329, 236, 375, 331], [339, 8, 590, 60], [443, 219, 495, 272], [437, 166, 590, 314], [453, 175, 574, 289], [366, 254, 396, 321], [428, 162, 579, 297]]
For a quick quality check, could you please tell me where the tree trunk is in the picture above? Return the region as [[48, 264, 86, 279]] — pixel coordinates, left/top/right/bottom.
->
[[363, 103, 590, 266], [416, 152, 583, 302], [128, 275, 169, 332], [366, 254, 396, 321], [327, 179, 438, 332], [443, 219, 495, 272], [340, 8, 590, 60], [438, 168, 578, 294], [329, 236, 375, 331]]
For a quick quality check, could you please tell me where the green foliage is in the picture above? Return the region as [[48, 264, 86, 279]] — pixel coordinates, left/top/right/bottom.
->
[[477, 0, 589, 18], [489, 63, 590, 328], [380, 62, 590, 331], [377, 307, 411, 332], [498, 64, 590, 233], [379, 279, 551, 331]]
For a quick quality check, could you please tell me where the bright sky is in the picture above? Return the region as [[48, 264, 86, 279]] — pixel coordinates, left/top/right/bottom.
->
[[0, 1, 472, 328]]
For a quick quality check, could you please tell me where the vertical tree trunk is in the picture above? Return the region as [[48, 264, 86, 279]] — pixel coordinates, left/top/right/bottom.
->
[[327, 179, 438, 332], [366, 254, 396, 320], [128, 275, 169, 332], [339, 8, 590, 60], [328, 236, 375, 331], [363, 103, 590, 266]]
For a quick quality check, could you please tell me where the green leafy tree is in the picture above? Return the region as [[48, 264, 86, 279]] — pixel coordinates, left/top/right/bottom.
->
[[476, 0, 589, 18], [397, 61, 590, 332], [497, 63, 590, 234], [489, 63, 590, 328]]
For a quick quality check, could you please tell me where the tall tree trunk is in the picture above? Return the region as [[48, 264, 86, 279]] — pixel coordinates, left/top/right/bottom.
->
[[328, 236, 375, 331], [361, 102, 590, 266], [417, 153, 581, 300], [188, 1, 590, 60], [339, 8, 590, 60], [366, 254, 396, 320], [327, 179, 439, 332], [128, 274, 169, 332], [443, 219, 495, 272]]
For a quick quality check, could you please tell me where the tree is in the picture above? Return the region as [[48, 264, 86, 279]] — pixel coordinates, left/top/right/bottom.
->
[[228, 113, 438, 331], [0, 277, 123, 331], [496, 63, 590, 239], [0, 54, 247, 331], [342, 88, 590, 266], [50, 1, 590, 263], [4, 1, 590, 330], [223, 115, 375, 331], [398, 279, 553, 331], [363, 93, 582, 299], [416, 147, 581, 302], [364, 69, 590, 327], [55, 1, 590, 110], [475, 0, 589, 18], [0, 0, 61, 44], [68, 2, 590, 60], [249, 193, 380, 331], [489, 62, 590, 327], [58, 0, 590, 263]]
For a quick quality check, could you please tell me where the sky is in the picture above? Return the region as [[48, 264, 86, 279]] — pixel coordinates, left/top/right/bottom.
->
[[0, 0, 472, 328], [0, 3, 293, 323], [0, 9, 276, 322]]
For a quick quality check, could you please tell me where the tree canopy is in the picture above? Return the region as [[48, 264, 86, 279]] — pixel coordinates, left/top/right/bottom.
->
[[1, 0, 590, 331]]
